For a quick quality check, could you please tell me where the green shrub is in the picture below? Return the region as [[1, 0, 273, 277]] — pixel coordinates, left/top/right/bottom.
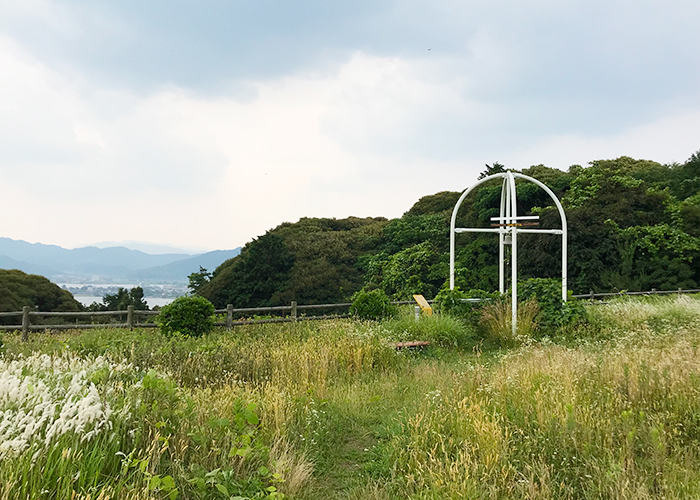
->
[[519, 278, 587, 334], [158, 296, 215, 337], [434, 285, 500, 325], [350, 289, 394, 320]]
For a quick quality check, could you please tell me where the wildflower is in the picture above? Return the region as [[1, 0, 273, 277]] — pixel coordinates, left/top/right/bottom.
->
[[0, 353, 128, 458]]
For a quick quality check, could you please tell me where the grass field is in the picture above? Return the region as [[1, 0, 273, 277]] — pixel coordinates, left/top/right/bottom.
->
[[2, 295, 700, 499]]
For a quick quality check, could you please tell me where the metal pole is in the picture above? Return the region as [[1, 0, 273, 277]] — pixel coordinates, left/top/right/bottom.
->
[[499, 178, 507, 294], [449, 173, 508, 289], [508, 172, 518, 339], [512, 173, 568, 302], [450, 212, 456, 289]]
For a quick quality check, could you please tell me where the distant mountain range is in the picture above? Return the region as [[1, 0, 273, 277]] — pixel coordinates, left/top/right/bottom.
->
[[0, 237, 240, 283]]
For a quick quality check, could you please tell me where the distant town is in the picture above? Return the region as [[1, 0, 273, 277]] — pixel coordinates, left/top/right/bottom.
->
[[60, 283, 188, 299]]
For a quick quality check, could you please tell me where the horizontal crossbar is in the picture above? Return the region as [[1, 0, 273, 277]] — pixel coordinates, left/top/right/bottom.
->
[[490, 215, 540, 221]]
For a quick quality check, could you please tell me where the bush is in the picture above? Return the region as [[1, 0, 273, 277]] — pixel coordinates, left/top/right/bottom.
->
[[350, 289, 394, 320], [434, 285, 500, 325], [158, 296, 215, 337], [518, 278, 587, 334]]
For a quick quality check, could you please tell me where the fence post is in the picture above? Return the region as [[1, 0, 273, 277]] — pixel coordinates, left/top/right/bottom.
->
[[589, 290, 594, 303], [21, 306, 30, 342], [651, 288, 657, 295], [127, 305, 134, 330], [227, 304, 233, 330], [291, 301, 297, 322], [678, 288, 683, 296]]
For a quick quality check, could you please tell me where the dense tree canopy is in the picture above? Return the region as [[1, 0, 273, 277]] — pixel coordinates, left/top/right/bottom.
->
[[89, 286, 149, 311], [0, 269, 82, 314], [200, 218, 387, 308], [199, 151, 700, 306]]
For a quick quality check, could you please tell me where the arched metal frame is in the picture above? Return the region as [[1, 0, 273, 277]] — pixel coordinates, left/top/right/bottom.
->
[[449, 172, 568, 337]]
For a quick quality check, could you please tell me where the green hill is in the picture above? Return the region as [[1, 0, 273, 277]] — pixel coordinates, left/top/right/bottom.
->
[[0, 269, 82, 314], [200, 152, 700, 308]]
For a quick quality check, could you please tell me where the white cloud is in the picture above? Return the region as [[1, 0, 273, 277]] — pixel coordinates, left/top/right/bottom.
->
[[2, 0, 700, 252], [0, 42, 478, 250], [502, 108, 700, 170]]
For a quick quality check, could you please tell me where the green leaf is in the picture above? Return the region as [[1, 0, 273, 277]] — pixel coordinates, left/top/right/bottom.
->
[[244, 409, 259, 426], [205, 468, 222, 478], [149, 476, 161, 490], [161, 475, 175, 490], [215, 483, 229, 496]]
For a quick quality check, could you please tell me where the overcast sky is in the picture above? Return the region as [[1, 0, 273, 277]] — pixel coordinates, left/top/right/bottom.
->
[[2, 0, 699, 252]]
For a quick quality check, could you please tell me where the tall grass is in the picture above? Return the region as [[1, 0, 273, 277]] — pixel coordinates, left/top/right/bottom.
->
[[381, 295, 700, 499], [480, 297, 540, 346], [381, 306, 476, 348], [2, 296, 700, 499]]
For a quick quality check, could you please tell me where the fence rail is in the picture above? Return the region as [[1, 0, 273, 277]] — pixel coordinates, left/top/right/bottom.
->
[[0, 299, 419, 341], [571, 288, 700, 301], [2, 290, 698, 341]]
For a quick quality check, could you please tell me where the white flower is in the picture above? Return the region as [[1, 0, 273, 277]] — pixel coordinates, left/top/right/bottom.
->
[[0, 353, 132, 458]]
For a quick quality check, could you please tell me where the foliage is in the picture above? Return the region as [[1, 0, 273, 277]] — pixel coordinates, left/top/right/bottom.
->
[[434, 285, 501, 327], [0, 351, 284, 500], [0, 269, 82, 319], [158, 295, 215, 337], [404, 191, 461, 217], [202, 150, 700, 308], [372, 241, 445, 300], [201, 218, 387, 308], [385, 298, 700, 498], [479, 296, 540, 346], [349, 289, 394, 320], [518, 278, 587, 334], [89, 286, 149, 311], [477, 161, 506, 179], [200, 231, 296, 308], [187, 265, 212, 295], [4, 297, 700, 498], [382, 306, 476, 347]]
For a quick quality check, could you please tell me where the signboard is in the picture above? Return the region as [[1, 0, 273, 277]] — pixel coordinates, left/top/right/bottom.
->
[[413, 294, 433, 316]]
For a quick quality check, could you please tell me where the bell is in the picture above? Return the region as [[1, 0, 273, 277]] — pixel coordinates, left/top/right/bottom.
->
[[503, 233, 512, 245]]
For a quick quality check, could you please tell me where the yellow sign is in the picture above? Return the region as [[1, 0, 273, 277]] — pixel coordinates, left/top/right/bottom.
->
[[413, 295, 433, 316]]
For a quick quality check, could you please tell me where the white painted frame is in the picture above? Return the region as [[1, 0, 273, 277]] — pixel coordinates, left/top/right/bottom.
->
[[449, 171, 568, 337]]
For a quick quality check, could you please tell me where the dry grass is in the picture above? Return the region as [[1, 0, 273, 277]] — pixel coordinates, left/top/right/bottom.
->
[[386, 297, 700, 498], [480, 297, 540, 346], [4, 296, 700, 499]]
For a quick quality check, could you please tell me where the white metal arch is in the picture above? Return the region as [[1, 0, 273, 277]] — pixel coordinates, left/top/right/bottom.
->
[[449, 171, 568, 337]]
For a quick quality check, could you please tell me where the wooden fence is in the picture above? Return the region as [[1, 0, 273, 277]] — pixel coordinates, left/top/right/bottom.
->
[[0, 300, 419, 341], [2, 288, 700, 342]]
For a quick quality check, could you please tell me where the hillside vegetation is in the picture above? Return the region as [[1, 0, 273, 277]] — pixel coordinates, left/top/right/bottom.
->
[[3, 296, 700, 499], [0, 269, 82, 313], [201, 152, 700, 308]]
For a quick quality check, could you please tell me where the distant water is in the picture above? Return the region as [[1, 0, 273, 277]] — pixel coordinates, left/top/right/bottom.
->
[[74, 296, 175, 308]]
